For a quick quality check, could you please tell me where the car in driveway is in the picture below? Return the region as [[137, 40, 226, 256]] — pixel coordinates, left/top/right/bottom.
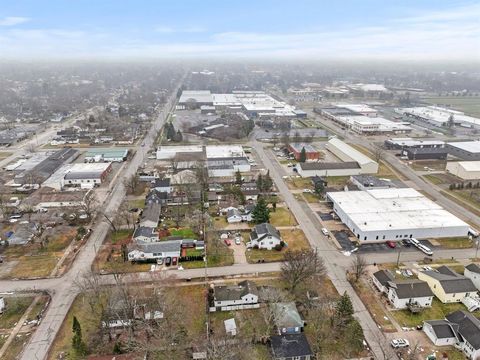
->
[[391, 339, 409, 348], [165, 257, 171, 266], [235, 237, 241, 245], [224, 239, 232, 246], [386, 241, 396, 249]]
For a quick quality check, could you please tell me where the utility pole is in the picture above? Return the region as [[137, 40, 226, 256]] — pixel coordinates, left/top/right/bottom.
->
[[396, 244, 402, 268]]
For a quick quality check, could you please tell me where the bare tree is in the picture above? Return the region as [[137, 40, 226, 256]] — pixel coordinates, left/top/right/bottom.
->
[[82, 190, 99, 218], [124, 174, 141, 195], [372, 145, 385, 163], [281, 249, 326, 294], [350, 254, 367, 282]]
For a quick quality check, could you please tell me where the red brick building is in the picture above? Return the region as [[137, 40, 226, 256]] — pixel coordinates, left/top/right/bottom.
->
[[288, 143, 320, 161]]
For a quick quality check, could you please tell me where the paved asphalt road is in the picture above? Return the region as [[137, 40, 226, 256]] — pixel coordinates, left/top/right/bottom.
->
[[9, 85, 181, 360]]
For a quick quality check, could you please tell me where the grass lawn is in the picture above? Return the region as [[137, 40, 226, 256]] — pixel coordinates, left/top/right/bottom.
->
[[213, 216, 228, 230], [351, 280, 397, 332], [325, 176, 350, 187], [210, 308, 269, 339], [391, 298, 466, 328], [128, 198, 145, 209], [108, 229, 133, 244], [8, 255, 58, 278], [169, 227, 197, 239], [422, 96, 480, 117], [26, 294, 50, 322], [0, 151, 12, 159], [419, 258, 459, 265], [0, 297, 34, 329], [246, 229, 310, 263], [302, 192, 320, 203], [2, 332, 32, 360], [433, 237, 473, 249], [443, 188, 480, 215], [285, 177, 313, 190], [423, 174, 445, 185], [269, 207, 297, 227]]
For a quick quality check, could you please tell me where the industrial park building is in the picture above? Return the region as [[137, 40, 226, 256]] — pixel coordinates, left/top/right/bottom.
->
[[64, 162, 112, 187], [287, 143, 320, 161], [402, 147, 449, 160], [446, 161, 480, 180], [84, 148, 128, 162], [384, 138, 445, 150], [327, 188, 469, 243], [446, 141, 480, 161], [402, 106, 480, 128], [325, 138, 378, 174]]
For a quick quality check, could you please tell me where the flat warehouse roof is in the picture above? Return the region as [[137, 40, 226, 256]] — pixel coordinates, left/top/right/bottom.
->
[[454, 161, 480, 171], [326, 138, 377, 166], [387, 138, 445, 147], [447, 141, 480, 154], [85, 148, 128, 156], [327, 188, 468, 232], [337, 104, 377, 113]]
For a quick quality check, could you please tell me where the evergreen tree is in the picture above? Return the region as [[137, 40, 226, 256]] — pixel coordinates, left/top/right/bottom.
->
[[256, 174, 263, 191], [314, 180, 325, 195], [252, 197, 270, 224], [166, 123, 176, 140], [235, 169, 242, 185], [72, 316, 87, 355], [335, 292, 354, 327], [299, 147, 307, 163], [262, 171, 273, 192], [174, 130, 183, 142]]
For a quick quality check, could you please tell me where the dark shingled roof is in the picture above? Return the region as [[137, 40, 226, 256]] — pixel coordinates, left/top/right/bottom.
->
[[446, 310, 480, 350], [271, 334, 313, 359], [299, 161, 360, 170], [465, 263, 480, 274], [214, 281, 258, 302], [421, 266, 477, 294], [424, 319, 458, 339], [389, 280, 433, 299], [373, 269, 394, 287], [254, 223, 281, 239]]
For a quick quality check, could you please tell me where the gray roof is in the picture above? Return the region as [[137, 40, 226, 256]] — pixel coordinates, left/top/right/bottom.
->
[[446, 310, 480, 349], [271, 334, 313, 359], [64, 171, 102, 180], [389, 280, 433, 299], [141, 202, 161, 223], [373, 269, 394, 286], [425, 320, 458, 339], [299, 161, 360, 170], [351, 175, 396, 189], [465, 263, 480, 274], [253, 223, 281, 240], [227, 208, 241, 218], [272, 302, 303, 329], [422, 266, 477, 293], [135, 240, 182, 253], [152, 178, 171, 187], [133, 226, 157, 239], [214, 281, 258, 302], [289, 143, 317, 153]]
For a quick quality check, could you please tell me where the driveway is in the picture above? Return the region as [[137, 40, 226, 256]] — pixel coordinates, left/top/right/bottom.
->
[[231, 242, 247, 265]]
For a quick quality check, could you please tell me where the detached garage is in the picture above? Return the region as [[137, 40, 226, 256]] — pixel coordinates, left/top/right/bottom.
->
[[446, 161, 480, 180]]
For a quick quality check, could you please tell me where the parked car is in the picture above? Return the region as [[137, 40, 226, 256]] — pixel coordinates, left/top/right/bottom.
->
[[402, 239, 412, 247], [391, 339, 409, 348], [156, 258, 164, 265], [386, 241, 396, 249], [235, 237, 241, 245], [303, 189, 313, 193], [165, 257, 172, 266], [423, 266, 434, 271], [224, 239, 232, 246], [418, 244, 433, 256], [172, 257, 178, 266], [321, 228, 329, 236]]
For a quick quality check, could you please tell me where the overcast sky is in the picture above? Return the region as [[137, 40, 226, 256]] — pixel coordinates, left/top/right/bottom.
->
[[0, 0, 479, 60]]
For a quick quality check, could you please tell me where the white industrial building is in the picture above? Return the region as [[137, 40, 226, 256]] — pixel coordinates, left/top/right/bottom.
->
[[402, 106, 480, 128], [156, 145, 204, 160], [327, 188, 469, 242], [446, 141, 480, 161], [336, 104, 378, 117], [325, 138, 378, 174], [64, 163, 112, 187], [349, 116, 412, 134], [446, 161, 480, 180]]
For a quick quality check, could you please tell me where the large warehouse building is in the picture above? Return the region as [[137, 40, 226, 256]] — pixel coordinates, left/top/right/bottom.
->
[[446, 161, 480, 180], [402, 106, 480, 128], [325, 138, 378, 174], [327, 188, 470, 243], [446, 141, 480, 161]]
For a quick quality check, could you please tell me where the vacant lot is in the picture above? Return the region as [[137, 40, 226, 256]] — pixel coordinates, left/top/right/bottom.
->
[[422, 96, 480, 117], [285, 177, 313, 190], [269, 207, 297, 227]]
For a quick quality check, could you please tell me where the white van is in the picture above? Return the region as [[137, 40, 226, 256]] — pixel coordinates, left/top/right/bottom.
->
[[417, 244, 433, 256], [321, 228, 329, 237]]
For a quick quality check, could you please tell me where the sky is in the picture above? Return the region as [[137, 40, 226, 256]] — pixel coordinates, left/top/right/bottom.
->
[[0, 0, 479, 60]]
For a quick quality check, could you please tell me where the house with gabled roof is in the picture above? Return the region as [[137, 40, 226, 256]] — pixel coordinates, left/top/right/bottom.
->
[[210, 280, 259, 312], [372, 269, 394, 293], [247, 223, 282, 250], [270, 333, 313, 360], [272, 302, 305, 335], [387, 279, 434, 309], [465, 263, 480, 291], [418, 266, 477, 303]]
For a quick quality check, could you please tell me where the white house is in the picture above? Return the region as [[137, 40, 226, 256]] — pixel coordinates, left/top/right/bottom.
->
[[211, 281, 259, 312], [132, 226, 159, 243], [247, 223, 282, 250], [372, 269, 395, 293], [128, 240, 182, 262], [465, 263, 480, 291], [387, 280, 434, 309], [424, 310, 480, 360], [226, 208, 243, 223]]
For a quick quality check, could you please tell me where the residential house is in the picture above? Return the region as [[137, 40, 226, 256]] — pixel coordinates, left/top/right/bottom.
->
[[151, 178, 172, 193], [128, 239, 182, 262], [270, 333, 313, 360], [132, 226, 159, 243], [272, 302, 304, 335], [146, 190, 169, 205], [211, 280, 259, 311], [424, 310, 480, 360], [372, 269, 395, 293], [418, 266, 477, 303], [241, 182, 259, 201], [387, 280, 434, 309], [226, 208, 243, 223], [140, 202, 161, 228], [247, 223, 282, 250], [9, 223, 38, 245], [465, 263, 480, 291]]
